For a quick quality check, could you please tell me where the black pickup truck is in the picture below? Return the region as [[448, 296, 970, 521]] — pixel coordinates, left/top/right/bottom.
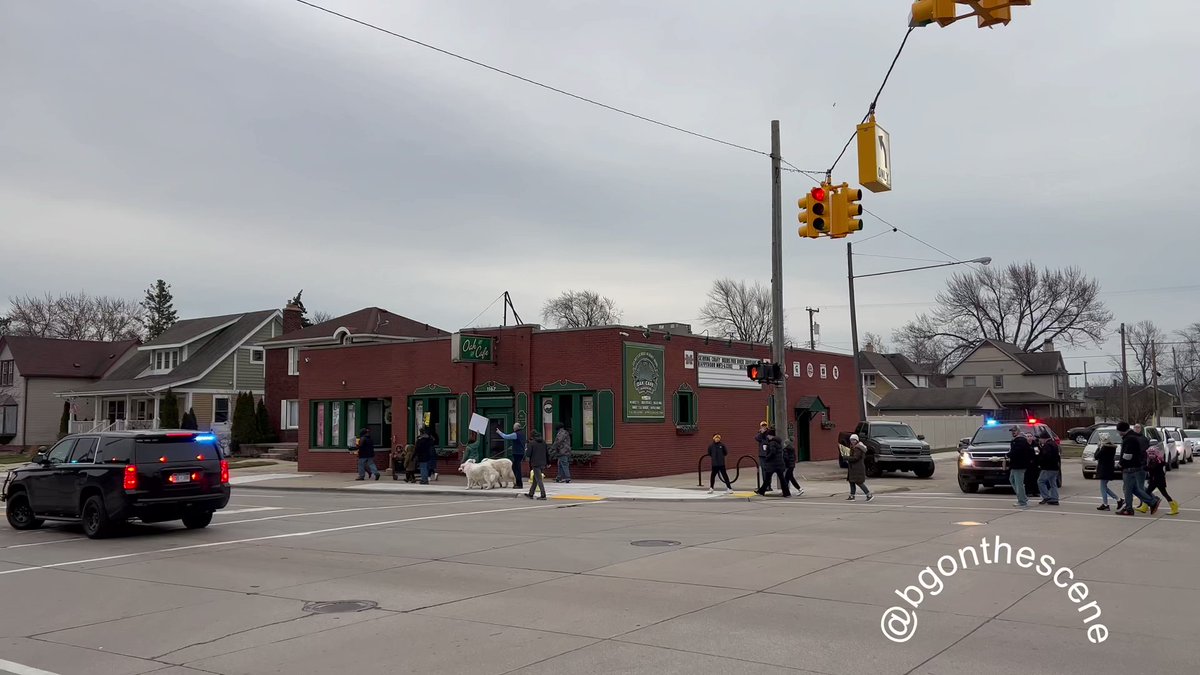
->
[[853, 421, 935, 478], [2, 430, 231, 538]]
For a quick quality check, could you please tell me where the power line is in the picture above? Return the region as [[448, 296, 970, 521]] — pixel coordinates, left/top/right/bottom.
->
[[827, 26, 917, 176], [291, 0, 769, 157]]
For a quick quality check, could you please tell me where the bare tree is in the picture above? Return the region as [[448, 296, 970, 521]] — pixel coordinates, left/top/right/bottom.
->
[[862, 332, 887, 353], [1108, 320, 1165, 385], [311, 310, 335, 325], [542, 290, 622, 328], [698, 279, 788, 344], [891, 316, 956, 373], [893, 262, 1112, 367], [1173, 322, 1200, 404], [5, 292, 143, 341]]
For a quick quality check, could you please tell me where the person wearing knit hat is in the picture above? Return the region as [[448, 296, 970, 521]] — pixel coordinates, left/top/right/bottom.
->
[[706, 433, 733, 494]]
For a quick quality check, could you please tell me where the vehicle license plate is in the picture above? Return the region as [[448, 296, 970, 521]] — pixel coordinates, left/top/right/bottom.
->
[[172, 472, 192, 483]]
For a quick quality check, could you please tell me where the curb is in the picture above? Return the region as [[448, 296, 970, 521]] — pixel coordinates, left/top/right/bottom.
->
[[232, 481, 911, 503]]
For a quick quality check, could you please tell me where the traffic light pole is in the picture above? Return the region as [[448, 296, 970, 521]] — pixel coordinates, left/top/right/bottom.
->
[[848, 241, 866, 422], [769, 121, 789, 444]]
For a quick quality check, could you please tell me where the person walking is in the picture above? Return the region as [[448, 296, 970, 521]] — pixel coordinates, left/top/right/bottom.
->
[[783, 441, 804, 496], [1035, 429, 1061, 506], [495, 423, 527, 489], [843, 433, 873, 501], [1007, 426, 1035, 508], [551, 424, 572, 483], [1139, 441, 1179, 516], [525, 429, 549, 500], [1094, 432, 1123, 511], [353, 428, 380, 481], [707, 434, 733, 494], [1117, 422, 1159, 515], [754, 428, 790, 497], [415, 426, 435, 485], [757, 426, 772, 492]]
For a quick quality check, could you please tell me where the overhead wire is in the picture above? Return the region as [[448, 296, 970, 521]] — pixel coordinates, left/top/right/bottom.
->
[[291, 0, 769, 157]]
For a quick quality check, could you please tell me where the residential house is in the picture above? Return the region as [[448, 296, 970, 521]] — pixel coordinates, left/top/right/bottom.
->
[[0, 336, 140, 448], [56, 309, 282, 437], [858, 352, 942, 414], [1083, 384, 1179, 424], [260, 304, 447, 442], [876, 387, 1004, 416], [944, 339, 1073, 418]]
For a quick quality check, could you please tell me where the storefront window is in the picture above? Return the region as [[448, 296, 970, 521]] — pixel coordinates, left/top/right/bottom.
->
[[537, 392, 597, 451], [409, 396, 456, 447], [582, 395, 595, 446], [315, 403, 326, 447], [331, 403, 341, 448], [448, 398, 458, 445]]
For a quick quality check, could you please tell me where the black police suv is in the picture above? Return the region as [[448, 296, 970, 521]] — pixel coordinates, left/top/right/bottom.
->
[[2, 431, 231, 538]]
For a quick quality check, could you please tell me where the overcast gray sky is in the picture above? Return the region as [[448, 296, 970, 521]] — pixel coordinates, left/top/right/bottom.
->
[[3, 1, 1198, 384]]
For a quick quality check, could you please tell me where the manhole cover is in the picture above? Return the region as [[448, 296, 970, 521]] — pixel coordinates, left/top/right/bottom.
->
[[630, 540, 681, 547], [303, 600, 378, 614]]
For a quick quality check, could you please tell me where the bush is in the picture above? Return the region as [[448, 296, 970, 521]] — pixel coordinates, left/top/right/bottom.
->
[[160, 390, 181, 429], [181, 408, 199, 430], [59, 401, 70, 439], [254, 398, 275, 443], [230, 392, 259, 451]]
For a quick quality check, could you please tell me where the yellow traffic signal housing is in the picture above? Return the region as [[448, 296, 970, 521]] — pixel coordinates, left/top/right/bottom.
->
[[910, 0, 957, 27], [797, 185, 830, 239], [830, 184, 864, 239]]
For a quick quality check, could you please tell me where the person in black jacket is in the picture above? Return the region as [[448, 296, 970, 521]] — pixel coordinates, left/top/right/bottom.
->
[[1117, 422, 1159, 515], [1094, 432, 1123, 511], [524, 430, 550, 500], [755, 429, 790, 497], [1006, 426, 1035, 508], [353, 428, 380, 481], [707, 434, 732, 494], [1035, 430, 1061, 505], [783, 442, 804, 495], [414, 426, 436, 485]]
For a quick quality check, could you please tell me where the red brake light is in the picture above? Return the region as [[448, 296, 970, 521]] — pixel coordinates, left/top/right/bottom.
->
[[196, 454, 205, 460], [159, 456, 167, 463], [811, 187, 826, 202], [123, 465, 138, 491], [220, 459, 230, 485], [1027, 418, 1038, 425]]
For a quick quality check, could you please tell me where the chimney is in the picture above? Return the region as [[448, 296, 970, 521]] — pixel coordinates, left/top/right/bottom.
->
[[283, 302, 303, 334], [1041, 338, 1054, 352]]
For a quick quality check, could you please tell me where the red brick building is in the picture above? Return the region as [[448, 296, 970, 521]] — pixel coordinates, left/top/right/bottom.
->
[[274, 320, 860, 479]]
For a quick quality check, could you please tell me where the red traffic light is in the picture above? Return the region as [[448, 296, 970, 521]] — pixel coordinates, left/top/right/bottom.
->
[[811, 187, 827, 202]]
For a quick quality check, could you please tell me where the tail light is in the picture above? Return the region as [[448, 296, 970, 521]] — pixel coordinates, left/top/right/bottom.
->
[[220, 459, 230, 485], [123, 465, 139, 491]]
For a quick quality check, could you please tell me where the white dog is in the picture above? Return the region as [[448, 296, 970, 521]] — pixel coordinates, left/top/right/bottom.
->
[[459, 460, 499, 489], [480, 458, 515, 488]]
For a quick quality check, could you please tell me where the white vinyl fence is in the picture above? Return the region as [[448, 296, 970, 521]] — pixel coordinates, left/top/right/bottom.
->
[[868, 415, 985, 450]]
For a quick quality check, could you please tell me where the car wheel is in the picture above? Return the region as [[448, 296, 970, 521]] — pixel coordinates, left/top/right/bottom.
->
[[957, 475, 979, 493], [5, 494, 44, 531], [81, 495, 113, 539], [865, 457, 883, 479], [181, 509, 214, 530], [1172, 456, 1180, 469], [913, 465, 935, 479], [1083, 472, 1094, 480]]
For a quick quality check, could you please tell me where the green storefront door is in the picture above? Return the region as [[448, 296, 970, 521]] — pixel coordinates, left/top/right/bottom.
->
[[475, 397, 514, 459]]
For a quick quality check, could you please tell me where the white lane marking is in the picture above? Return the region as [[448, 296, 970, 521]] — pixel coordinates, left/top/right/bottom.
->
[[4, 538, 84, 550], [215, 507, 283, 516], [0, 658, 61, 675], [777, 498, 1200, 523], [0, 501, 588, 577], [230, 474, 311, 485]]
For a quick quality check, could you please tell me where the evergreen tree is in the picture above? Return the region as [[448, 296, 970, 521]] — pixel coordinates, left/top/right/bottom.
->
[[181, 408, 199, 430], [254, 397, 273, 443], [231, 392, 259, 450], [160, 390, 181, 429], [289, 290, 313, 328], [142, 279, 179, 340], [59, 401, 71, 439]]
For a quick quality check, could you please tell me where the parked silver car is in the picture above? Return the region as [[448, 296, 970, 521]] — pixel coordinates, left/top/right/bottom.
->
[[1178, 428, 1197, 463]]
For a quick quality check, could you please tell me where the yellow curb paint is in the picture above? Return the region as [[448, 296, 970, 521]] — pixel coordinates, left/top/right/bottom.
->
[[729, 492, 757, 497], [551, 495, 605, 501]]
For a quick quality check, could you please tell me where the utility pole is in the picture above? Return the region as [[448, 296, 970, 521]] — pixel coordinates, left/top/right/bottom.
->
[[1083, 361, 1088, 390], [848, 241, 865, 421], [1120, 323, 1129, 421], [1152, 341, 1160, 426], [769, 121, 789, 444], [806, 307, 820, 350]]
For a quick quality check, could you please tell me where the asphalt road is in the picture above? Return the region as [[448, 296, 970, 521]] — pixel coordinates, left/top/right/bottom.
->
[[1, 459, 1197, 675]]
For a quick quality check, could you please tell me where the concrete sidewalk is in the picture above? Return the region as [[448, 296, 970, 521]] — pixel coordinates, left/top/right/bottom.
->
[[227, 454, 959, 502]]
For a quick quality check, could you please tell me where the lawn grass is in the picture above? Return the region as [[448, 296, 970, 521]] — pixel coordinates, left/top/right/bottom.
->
[[1061, 446, 1084, 459], [0, 454, 34, 465]]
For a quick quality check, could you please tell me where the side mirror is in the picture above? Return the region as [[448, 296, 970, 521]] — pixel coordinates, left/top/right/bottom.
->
[[959, 437, 970, 447], [35, 452, 49, 465], [917, 435, 926, 441]]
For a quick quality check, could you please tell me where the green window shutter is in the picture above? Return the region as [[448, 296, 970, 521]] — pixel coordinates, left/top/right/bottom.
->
[[458, 393, 470, 446], [516, 392, 528, 429], [596, 390, 615, 449]]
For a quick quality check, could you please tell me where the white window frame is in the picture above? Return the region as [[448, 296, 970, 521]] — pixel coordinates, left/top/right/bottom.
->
[[288, 348, 300, 376], [152, 349, 180, 373], [213, 395, 231, 424], [963, 376, 977, 387], [993, 375, 1004, 389], [249, 347, 265, 364], [863, 374, 877, 388], [0, 359, 14, 386], [281, 399, 300, 430]]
